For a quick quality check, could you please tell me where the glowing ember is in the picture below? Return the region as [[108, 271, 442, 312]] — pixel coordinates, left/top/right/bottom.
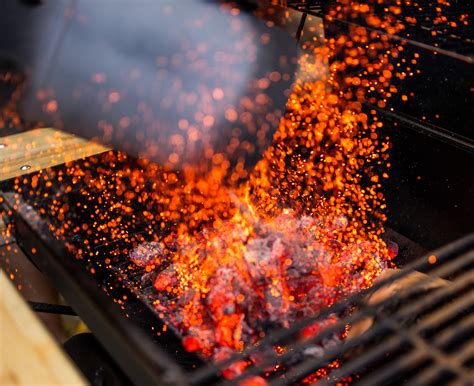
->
[[3, 0, 467, 383], [146, 209, 383, 382], [120, 0, 409, 366], [139, 207, 386, 358]]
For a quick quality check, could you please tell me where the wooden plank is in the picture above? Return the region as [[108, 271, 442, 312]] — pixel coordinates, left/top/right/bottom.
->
[[0, 243, 67, 341], [0, 270, 88, 385], [0, 128, 109, 181], [0, 129, 101, 384]]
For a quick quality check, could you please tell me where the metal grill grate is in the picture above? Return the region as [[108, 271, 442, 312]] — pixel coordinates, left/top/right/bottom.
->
[[191, 234, 473, 385]]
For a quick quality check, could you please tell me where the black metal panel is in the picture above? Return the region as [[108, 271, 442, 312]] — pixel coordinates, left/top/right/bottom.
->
[[383, 119, 474, 250], [285, 0, 474, 140]]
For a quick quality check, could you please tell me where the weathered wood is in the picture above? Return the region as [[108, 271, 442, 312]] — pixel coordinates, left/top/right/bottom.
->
[[0, 270, 88, 385], [0, 128, 103, 384], [0, 128, 109, 181]]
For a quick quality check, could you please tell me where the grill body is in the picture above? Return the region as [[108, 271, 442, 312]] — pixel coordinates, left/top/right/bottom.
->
[[1, 151, 473, 385], [1, 1, 473, 385]]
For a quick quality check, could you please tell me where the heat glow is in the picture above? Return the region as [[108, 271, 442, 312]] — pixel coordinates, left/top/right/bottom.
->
[[1, 0, 465, 384], [139, 0, 408, 363]]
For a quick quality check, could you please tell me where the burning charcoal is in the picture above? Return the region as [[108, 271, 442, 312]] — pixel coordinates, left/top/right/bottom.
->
[[207, 268, 242, 321], [262, 281, 290, 327], [222, 361, 248, 380], [249, 345, 281, 372], [300, 314, 339, 340], [213, 346, 234, 361], [385, 239, 399, 259], [153, 264, 179, 292], [243, 236, 283, 283], [240, 318, 254, 339], [238, 376, 268, 386], [300, 321, 324, 340], [182, 335, 201, 352], [338, 240, 387, 285], [292, 244, 324, 276], [137, 207, 392, 365], [129, 241, 163, 268], [321, 335, 341, 351], [214, 314, 246, 349], [140, 271, 157, 286], [213, 347, 248, 379], [186, 327, 215, 350], [176, 287, 199, 310]]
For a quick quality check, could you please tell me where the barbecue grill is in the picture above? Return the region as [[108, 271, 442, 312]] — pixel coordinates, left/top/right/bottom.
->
[[1, 152, 473, 386], [1, 1, 473, 385]]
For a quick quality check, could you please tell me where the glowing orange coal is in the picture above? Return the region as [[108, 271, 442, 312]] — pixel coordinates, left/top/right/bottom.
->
[[120, 1, 427, 381], [141, 0, 407, 361]]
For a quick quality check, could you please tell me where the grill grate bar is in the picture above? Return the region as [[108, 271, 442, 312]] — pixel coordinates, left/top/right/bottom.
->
[[404, 369, 458, 386], [320, 335, 423, 386], [401, 331, 471, 386], [277, 273, 472, 385], [266, 318, 399, 385], [413, 286, 473, 338], [342, 349, 430, 386], [320, 271, 473, 386], [393, 271, 472, 330], [455, 343, 474, 368], [193, 237, 473, 385], [434, 314, 474, 354], [411, 324, 467, 377], [216, 258, 473, 385], [404, 341, 474, 386]]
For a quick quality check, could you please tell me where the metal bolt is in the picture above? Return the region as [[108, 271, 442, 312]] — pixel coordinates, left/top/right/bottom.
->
[[20, 165, 31, 171]]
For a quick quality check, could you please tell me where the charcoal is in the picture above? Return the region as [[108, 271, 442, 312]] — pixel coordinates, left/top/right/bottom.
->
[[262, 283, 290, 327], [187, 326, 215, 347], [237, 376, 268, 386], [154, 264, 179, 291], [385, 239, 399, 259], [140, 271, 157, 286], [212, 347, 248, 379], [182, 335, 201, 352], [129, 209, 391, 365], [129, 241, 163, 267], [321, 335, 341, 351]]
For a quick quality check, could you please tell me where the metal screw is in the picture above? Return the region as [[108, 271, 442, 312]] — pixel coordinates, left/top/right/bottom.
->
[[20, 165, 31, 171], [0, 143, 6, 149]]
